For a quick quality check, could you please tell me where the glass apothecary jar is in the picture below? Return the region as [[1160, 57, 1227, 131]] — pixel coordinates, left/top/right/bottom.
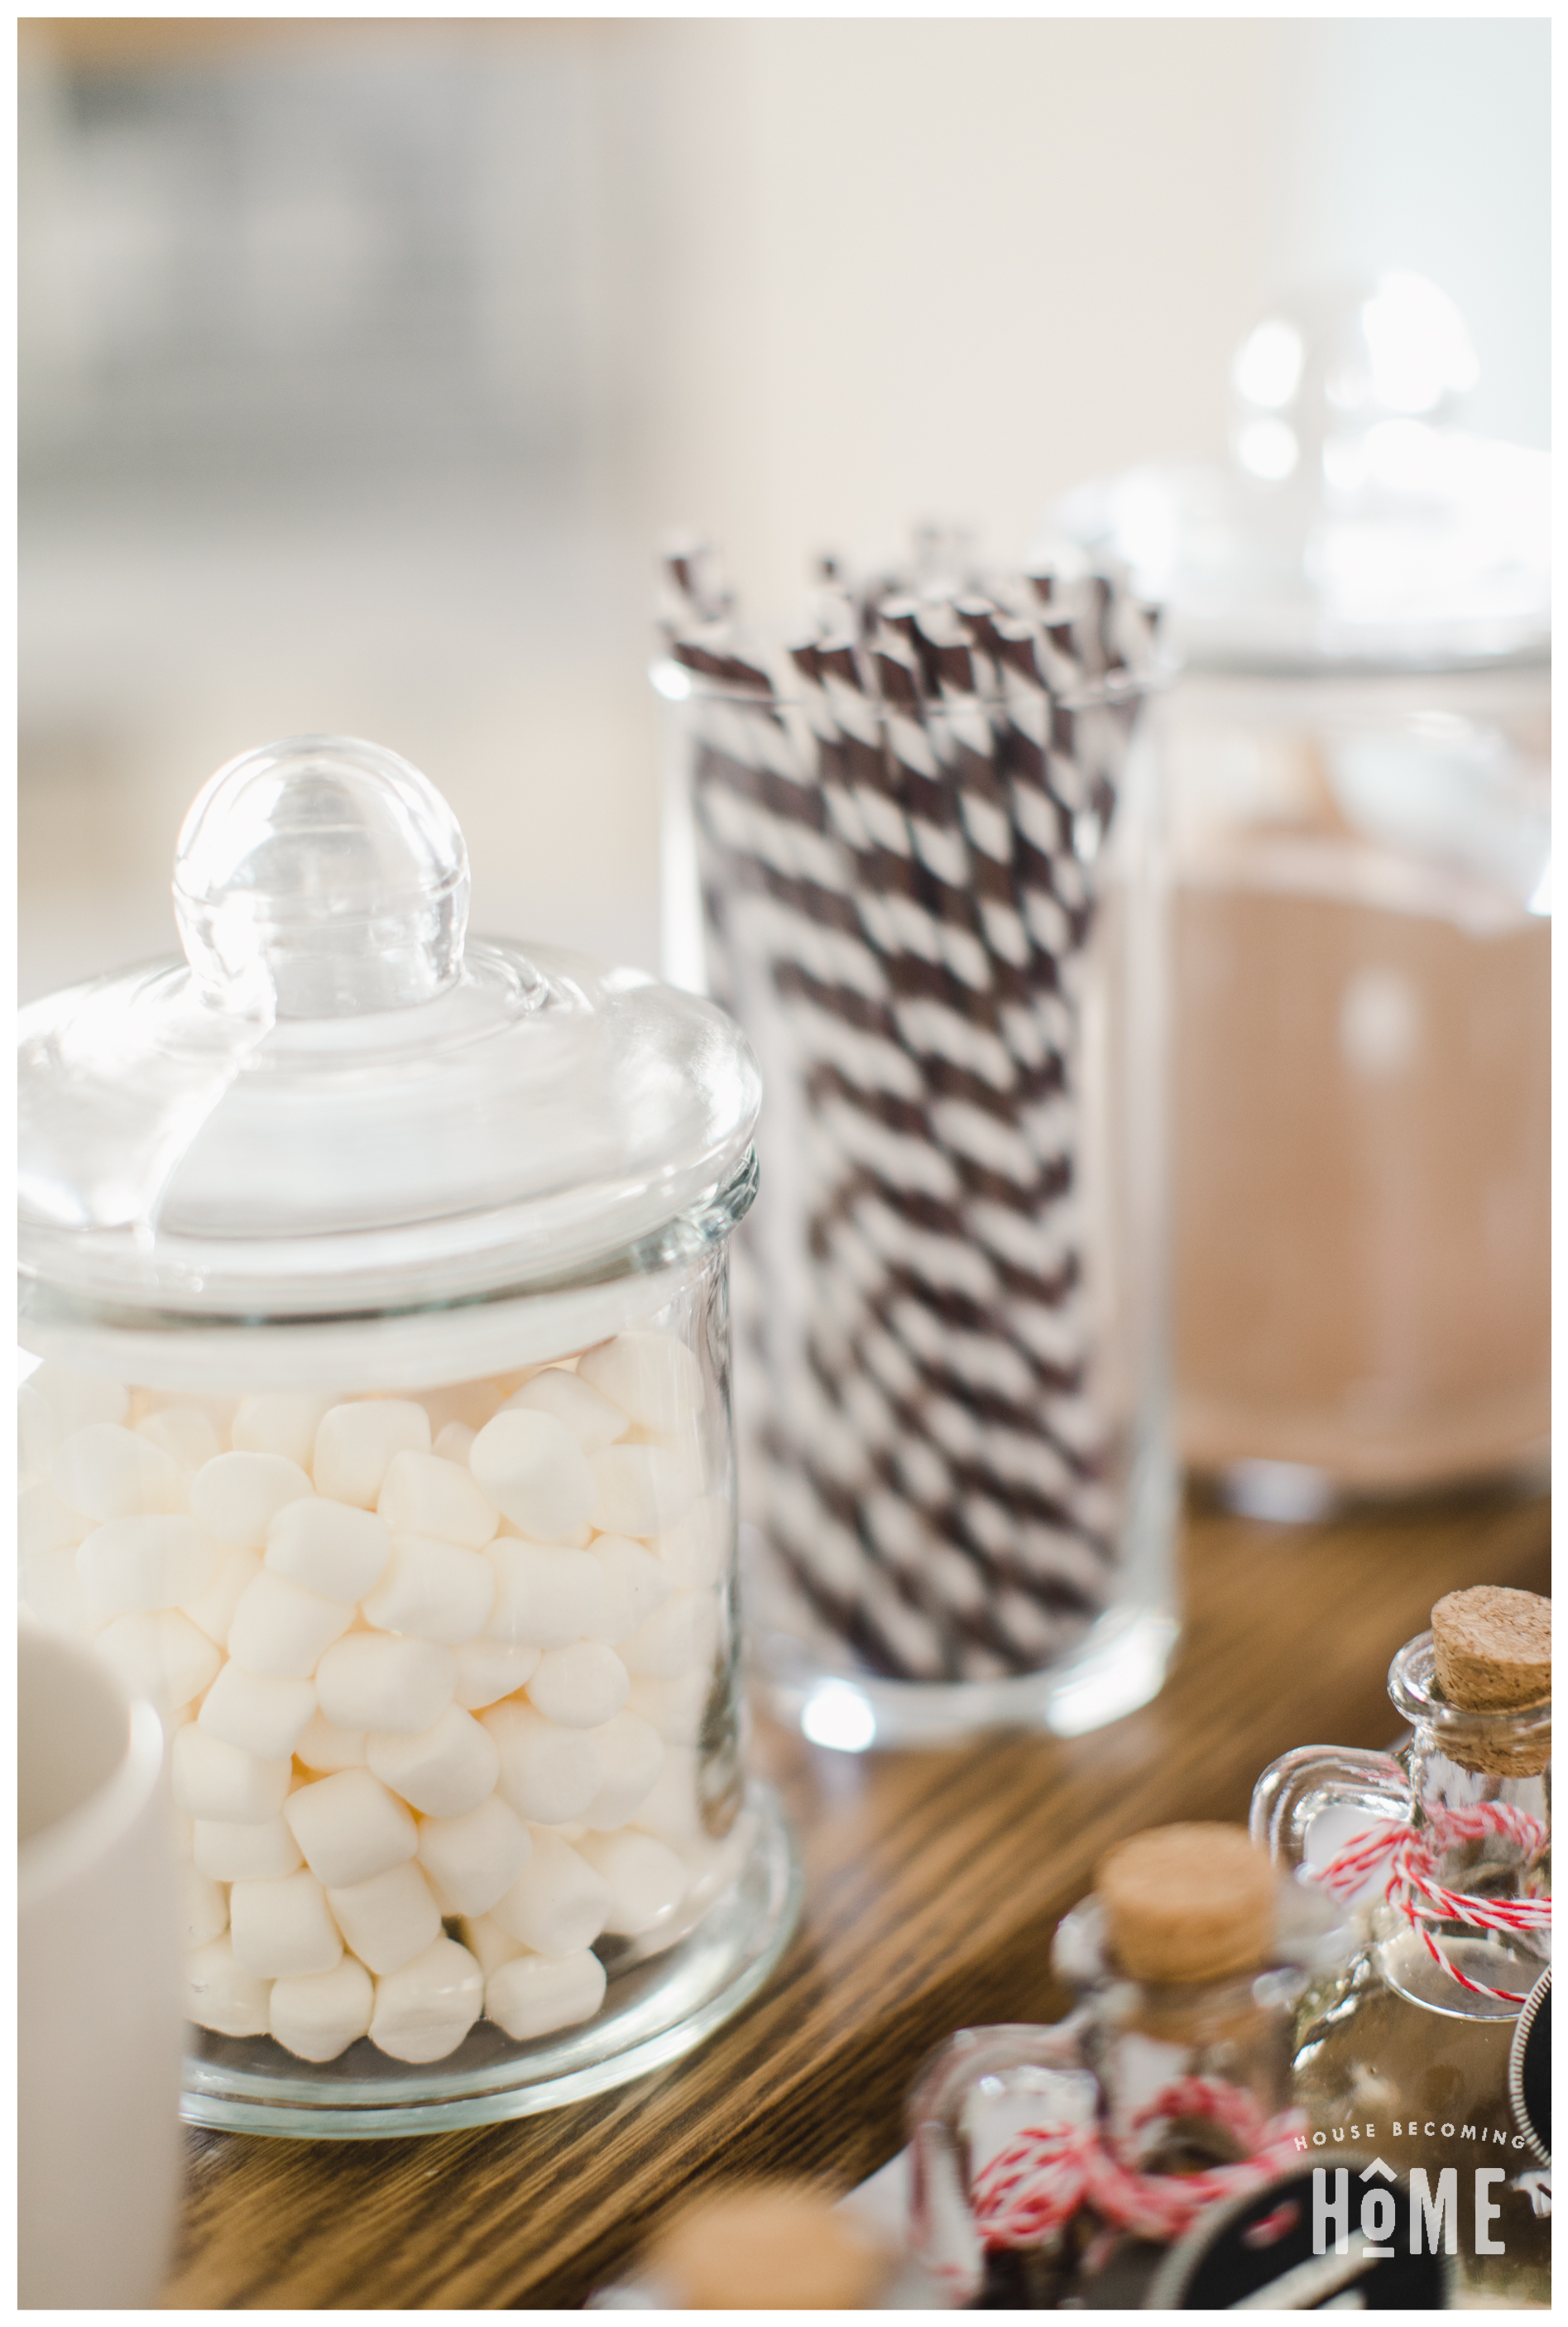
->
[[655, 554, 1177, 1748], [17, 735, 800, 2137], [1056, 277, 1550, 1510]]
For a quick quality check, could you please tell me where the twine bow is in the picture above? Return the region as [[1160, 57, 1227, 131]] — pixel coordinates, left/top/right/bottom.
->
[[970, 2075, 1308, 2249], [1311, 1799, 1550, 2005]]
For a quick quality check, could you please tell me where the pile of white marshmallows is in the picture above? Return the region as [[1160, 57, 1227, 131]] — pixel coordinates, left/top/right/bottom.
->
[[18, 1330, 741, 2067]]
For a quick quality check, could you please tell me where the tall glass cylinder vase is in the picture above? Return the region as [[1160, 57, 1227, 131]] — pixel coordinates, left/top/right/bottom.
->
[[656, 647, 1177, 1748]]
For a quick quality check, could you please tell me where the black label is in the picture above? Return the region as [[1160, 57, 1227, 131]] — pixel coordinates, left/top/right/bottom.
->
[[1509, 1969, 1550, 2166], [1145, 2154, 1452, 2309]]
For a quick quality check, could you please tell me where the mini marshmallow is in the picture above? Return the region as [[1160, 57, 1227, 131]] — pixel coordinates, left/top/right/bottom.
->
[[486, 1948, 607, 2042], [628, 1743, 703, 1845], [376, 1451, 499, 1550], [515, 1516, 593, 1551], [469, 1410, 594, 1543], [588, 1445, 699, 1541], [232, 1393, 336, 1471], [326, 1860, 442, 1975], [491, 1830, 611, 1956], [453, 1635, 541, 1710], [98, 1610, 221, 1718], [228, 1569, 354, 1680], [314, 1633, 458, 1736], [20, 1547, 97, 1637], [171, 1724, 292, 1824], [367, 1705, 500, 1819], [181, 1865, 229, 1950], [652, 1495, 730, 1588], [50, 1424, 187, 1523], [482, 1701, 604, 1826], [180, 1543, 261, 1649], [199, 1662, 316, 1760], [293, 1710, 368, 1773], [265, 1498, 390, 1604], [312, 1400, 431, 1509], [580, 1709, 665, 1830], [486, 1541, 606, 1650], [229, 1869, 343, 1979], [362, 1533, 495, 1645], [617, 1589, 722, 1682], [369, 1936, 484, 2063], [525, 1642, 629, 1731], [455, 1912, 525, 1978], [625, 1668, 712, 1745], [583, 1536, 671, 1644], [17, 1383, 61, 1477], [576, 1829, 688, 1936], [18, 1480, 92, 1559], [416, 1795, 532, 1917], [578, 1332, 704, 1435], [432, 1421, 477, 1465], [185, 1935, 271, 2037], [190, 1451, 314, 1548], [269, 1957, 374, 2063], [78, 1515, 221, 1615], [26, 1362, 131, 1437], [137, 1406, 223, 1473], [504, 1368, 629, 1455], [285, 1767, 418, 1888], [194, 1816, 304, 1882]]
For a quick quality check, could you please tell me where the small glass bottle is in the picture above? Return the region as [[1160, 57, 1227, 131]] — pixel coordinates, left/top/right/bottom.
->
[[1253, 1586, 1551, 2307], [908, 1824, 1335, 2306], [588, 2181, 908, 2309]]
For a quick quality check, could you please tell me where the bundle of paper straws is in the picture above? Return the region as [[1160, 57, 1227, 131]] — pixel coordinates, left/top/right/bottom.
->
[[655, 532, 1163, 1684]]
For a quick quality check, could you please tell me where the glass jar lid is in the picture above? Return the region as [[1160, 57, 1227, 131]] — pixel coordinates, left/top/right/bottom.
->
[[1048, 275, 1549, 674], [18, 736, 761, 1322]]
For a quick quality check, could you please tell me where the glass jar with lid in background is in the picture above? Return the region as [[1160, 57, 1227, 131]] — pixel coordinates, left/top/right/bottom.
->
[[1055, 275, 1549, 1513], [17, 734, 799, 2137]]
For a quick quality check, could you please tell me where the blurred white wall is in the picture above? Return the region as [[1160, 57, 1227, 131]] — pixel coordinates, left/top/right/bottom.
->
[[17, 17, 1549, 1005], [622, 19, 1286, 613], [1274, 17, 1550, 451]]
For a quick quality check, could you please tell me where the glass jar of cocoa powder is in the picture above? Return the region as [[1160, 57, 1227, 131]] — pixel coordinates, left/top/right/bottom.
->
[[1056, 279, 1549, 1509]]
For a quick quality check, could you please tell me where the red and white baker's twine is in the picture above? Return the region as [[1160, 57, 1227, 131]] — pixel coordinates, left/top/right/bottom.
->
[[1311, 1799, 1550, 2005], [970, 2076, 1308, 2250]]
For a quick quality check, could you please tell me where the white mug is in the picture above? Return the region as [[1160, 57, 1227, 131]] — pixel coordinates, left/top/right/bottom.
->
[[18, 1621, 185, 2309]]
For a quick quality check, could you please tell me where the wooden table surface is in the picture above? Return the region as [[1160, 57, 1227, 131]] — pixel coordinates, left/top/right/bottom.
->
[[165, 1485, 1549, 2310]]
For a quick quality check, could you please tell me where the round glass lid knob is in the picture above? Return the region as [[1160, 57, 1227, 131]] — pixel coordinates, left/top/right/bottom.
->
[[172, 734, 472, 1019]]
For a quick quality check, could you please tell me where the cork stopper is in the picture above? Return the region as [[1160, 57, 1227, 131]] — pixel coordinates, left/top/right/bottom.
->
[[1096, 1823, 1275, 1985], [646, 2183, 891, 2310], [1431, 1588, 1551, 1711]]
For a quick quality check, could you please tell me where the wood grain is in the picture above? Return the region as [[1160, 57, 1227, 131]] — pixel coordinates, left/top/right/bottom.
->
[[163, 1488, 1548, 2310]]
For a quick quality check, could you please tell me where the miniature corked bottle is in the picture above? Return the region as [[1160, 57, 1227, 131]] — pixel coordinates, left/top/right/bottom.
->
[[908, 1823, 1333, 2306], [588, 2181, 906, 2308], [1253, 1586, 1551, 2308]]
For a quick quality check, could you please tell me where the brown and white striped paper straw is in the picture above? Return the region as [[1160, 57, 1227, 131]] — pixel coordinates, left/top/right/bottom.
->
[[655, 537, 1160, 1683]]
